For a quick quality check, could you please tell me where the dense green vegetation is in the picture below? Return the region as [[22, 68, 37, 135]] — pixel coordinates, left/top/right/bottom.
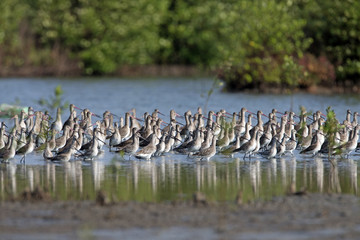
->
[[0, 0, 359, 91]]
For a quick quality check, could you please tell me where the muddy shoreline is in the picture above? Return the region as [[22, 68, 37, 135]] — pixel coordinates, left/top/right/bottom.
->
[[0, 193, 359, 239]]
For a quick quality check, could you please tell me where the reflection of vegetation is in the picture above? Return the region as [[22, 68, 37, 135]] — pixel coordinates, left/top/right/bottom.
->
[[38, 85, 69, 112]]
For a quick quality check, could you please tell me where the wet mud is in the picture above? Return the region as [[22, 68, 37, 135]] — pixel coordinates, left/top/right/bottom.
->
[[0, 193, 359, 239]]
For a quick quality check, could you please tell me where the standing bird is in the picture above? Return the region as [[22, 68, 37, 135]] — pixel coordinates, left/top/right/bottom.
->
[[276, 135, 287, 157], [115, 128, 140, 160], [119, 112, 131, 141], [260, 137, 277, 159], [234, 127, 259, 160], [54, 125, 71, 152], [108, 122, 121, 152], [32, 111, 42, 136], [0, 136, 17, 163], [193, 135, 217, 161], [134, 133, 157, 160], [259, 124, 273, 150], [43, 141, 53, 160], [285, 129, 298, 156], [221, 133, 240, 158], [335, 125, 359, 158], [51, 108, 63, 133], [25, 106, 35, 132], [164, 126, 176, 153], [62, 108, 76, 131], [240, 121, 252, 146], [217, 127, 230, 150], [129, 108, 142, 130], [49, 146, 74, 162], [155, 134, 166, 156], [235, 108, 247, 136], [17, 132, 35, 163], [300, 130, 322, 156], [79, 129, 100, 161], [0, 124, 6, 150]]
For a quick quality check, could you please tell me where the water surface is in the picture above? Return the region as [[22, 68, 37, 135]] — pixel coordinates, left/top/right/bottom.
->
[[0, 78, 360, 202]]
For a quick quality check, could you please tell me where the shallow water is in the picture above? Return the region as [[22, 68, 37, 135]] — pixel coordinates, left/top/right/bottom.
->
[[0, 78, 360, 202], [0, 155, 358, 202], [2, 226, 358, 240]]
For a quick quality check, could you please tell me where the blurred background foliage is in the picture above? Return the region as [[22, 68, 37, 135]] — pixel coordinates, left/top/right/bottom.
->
[[0, 0, 359, 91]]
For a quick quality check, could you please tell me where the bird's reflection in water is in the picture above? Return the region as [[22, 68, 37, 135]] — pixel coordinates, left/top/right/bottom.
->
[[249, 160, 261, 197], [315, 157, 324, 192], [290, 158, 296, 188], [92, 160, 105, 191], [8, 163, 17, 196], [327, 159, 341, 193], [347, 159, 357, 194], [0, 154, 359, 201], [271, 158, 277, 183], [132, 161, 138, 192], [195, 160, 217, 192], [280, 158, 287, 187]]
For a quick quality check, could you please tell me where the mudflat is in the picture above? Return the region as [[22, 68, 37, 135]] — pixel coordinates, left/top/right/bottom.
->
[[0, 193, 359, 239]]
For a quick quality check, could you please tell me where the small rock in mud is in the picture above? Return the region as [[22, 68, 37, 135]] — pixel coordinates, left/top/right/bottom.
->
[[21, 186, 51, 202], [235, 190, 243, 205], [193, 192, 207, 206], [96, 190, 109, 206]]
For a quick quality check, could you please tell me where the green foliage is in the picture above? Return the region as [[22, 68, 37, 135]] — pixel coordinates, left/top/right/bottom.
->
[[0, 0, 27, 66], [323, 107, 342, 163], [297, 53, 336, 88], [293, 0, 360, 84], [281, 55, 305, 88], [219, 0, 311, 91], [157, 0, 234, 66], [117, 150, 125, 159], [0, 0, 24, 46], [38, 85, 69, 112], [0, 0, 359, 88], [27, 0, 168, 74], [295, 106, 309, 143]]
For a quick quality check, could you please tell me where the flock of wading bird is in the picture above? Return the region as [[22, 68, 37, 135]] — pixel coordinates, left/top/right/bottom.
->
[[0, 104, 359, 163]]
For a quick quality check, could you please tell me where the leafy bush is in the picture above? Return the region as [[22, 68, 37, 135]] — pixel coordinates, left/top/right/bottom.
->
[[294, 0, 360, 85], [0, 0, 26, 66], [157, 0, 234, 67], [27, 0, 168, 74], [0, 0, 359, 89], [218, 0, 311, 91], [298, 53, 336, 88]]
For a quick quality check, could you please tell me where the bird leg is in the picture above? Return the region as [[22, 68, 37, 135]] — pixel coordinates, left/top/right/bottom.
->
[[20, 155, 25, 164]]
